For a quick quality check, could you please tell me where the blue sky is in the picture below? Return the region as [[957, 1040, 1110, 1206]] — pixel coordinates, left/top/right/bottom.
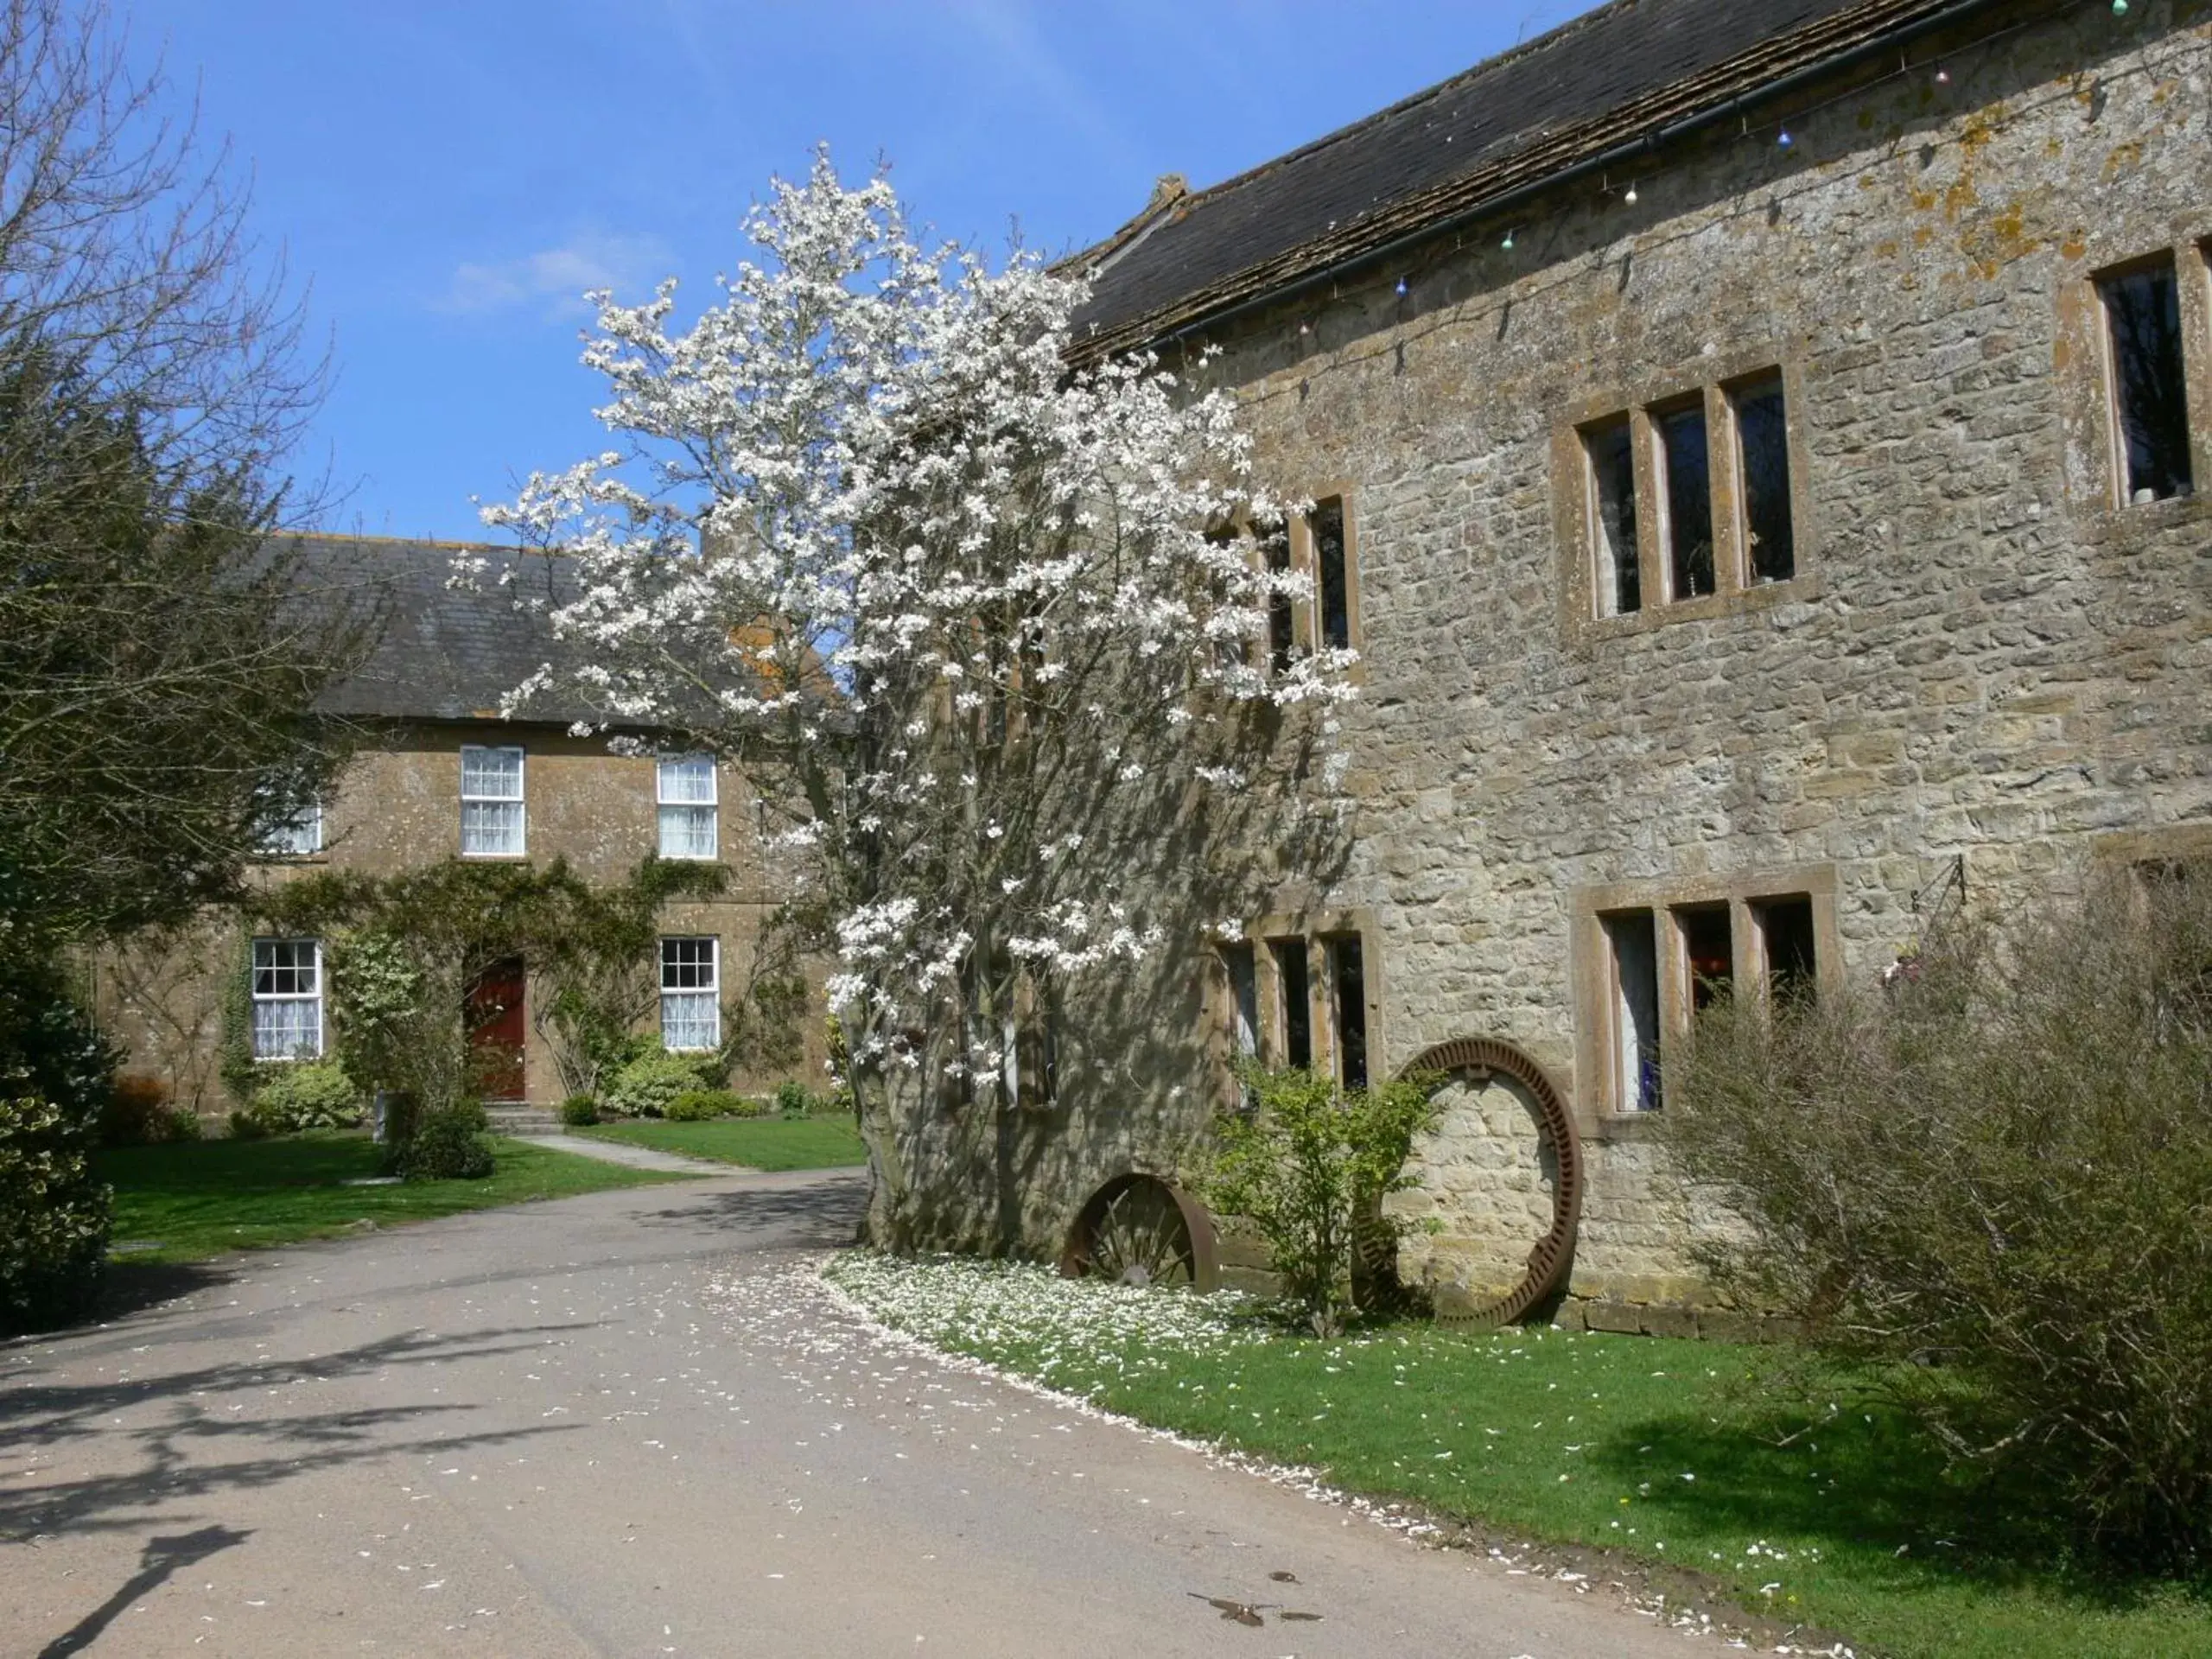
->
[[128, 2, 1596, 543]]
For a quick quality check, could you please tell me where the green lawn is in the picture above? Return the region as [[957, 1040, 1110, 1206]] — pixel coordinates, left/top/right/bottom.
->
[[828, 1255, 2212, 1659], [577, 1115, 867, 1172], [99, 1132, 686, 1266]]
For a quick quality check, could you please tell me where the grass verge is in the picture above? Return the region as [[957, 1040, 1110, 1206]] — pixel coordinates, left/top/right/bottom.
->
[[825, 1252, 2212, 1659], [99, 1132, 685, 1266], [577, 1115, 866, 1172]]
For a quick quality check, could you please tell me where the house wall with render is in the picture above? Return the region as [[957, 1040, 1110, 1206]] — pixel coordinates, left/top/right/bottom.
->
[[889, 1, 2212, 1327]]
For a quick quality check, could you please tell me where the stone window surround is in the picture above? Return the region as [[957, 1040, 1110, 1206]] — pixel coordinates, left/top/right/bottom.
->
[[1206, 485, 1366, 683], [1552, 348, 1819, 648], [2091, 820, 2212, 880], [2056, 228, 2212, 521], [1208, 906, 1383, 1108], [1570, 865, 1839, 1141], [1290, 484, 1363, 671]]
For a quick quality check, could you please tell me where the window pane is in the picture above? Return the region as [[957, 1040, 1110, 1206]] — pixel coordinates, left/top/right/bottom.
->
[[251, 938, 317, 996], [1327, 935, 1367, 1091], [1312, 498, 1351, 651], [461, 747, 524, 799], [1732, 377, 1796, 582], [660, 937, 717, 991], [1222, 944, 1258, 1060], [263, 801, 321, 856], [662, 991, 720, 1051], [1262, 527, 1294, 674], [1678, 906, 1733, 1014], [2100, 262, 2194, 503], [1603, 912, 1661, 1112], [1657, 403, 1714, 599], [1271, 940, 1312, 1071], [251, 996, 321, 1060], [1585, 416, 1640, 615], [1756, 896, 1818, 1003], [461, 799, 524, 855], [658, 804, 718, 859], [658, 753, 716, 804]]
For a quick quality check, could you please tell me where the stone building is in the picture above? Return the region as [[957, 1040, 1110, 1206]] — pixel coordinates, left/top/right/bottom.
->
[[959, 0, 2212, 1329], [95, 535, 820, 1127]]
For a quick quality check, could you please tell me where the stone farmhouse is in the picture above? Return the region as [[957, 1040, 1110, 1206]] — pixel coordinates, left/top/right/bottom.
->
[[95, 536, 822, 1128], [963, 0, 2210, 1332]]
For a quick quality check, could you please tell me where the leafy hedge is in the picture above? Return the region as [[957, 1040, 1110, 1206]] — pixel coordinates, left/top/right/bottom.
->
[[602, 1050, 721, 1118], [238, 1058, 362, 1135]]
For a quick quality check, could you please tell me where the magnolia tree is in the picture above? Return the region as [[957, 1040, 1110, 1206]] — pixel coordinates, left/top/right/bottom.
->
[[485, 153, 1352, 1248]]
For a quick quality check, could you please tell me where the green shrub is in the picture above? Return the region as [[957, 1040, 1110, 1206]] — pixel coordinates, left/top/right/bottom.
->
[[558, 1095, 601, 1127], [227, 1109, 271, 1141], [665, 1088, 747, 1122], [244, 1058, 363, 1134], [1662, 873, 2212, 1567], [0, 964, 118, 1332], [390, 1099, 494, 1180], [0, 1094, 111, 1333], [602, 1050, 717, 1118], [1198, 1065, 1440, 1336], [774, 1078, 814, 1119], [156, 1105, 202, 1141]]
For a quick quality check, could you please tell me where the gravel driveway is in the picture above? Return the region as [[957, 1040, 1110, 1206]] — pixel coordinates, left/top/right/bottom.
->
[[3, 1167, 1694, 1656]]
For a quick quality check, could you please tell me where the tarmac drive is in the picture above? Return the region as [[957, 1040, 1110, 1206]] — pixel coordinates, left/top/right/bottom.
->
[[3, 1166, 1696, 1657]]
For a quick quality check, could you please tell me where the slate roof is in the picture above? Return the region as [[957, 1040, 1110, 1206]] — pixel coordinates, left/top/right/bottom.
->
[[298, 534, 605, 727], [1071, 0, 1991, 355]]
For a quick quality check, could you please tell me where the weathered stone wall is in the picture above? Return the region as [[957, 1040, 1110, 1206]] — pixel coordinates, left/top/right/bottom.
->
[[96, 719, 824, 1114], [895, 2, 2212, 1316]]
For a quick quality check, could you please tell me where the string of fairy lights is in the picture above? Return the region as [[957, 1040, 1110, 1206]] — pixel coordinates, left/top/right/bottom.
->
[[1171, 0, 2200, 405]]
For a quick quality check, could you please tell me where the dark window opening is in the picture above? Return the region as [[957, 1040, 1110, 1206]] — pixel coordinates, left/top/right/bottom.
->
[[1205, 527, 1249, 670], [1603, 910, 1662, 1112], [1271, 939, 1312, 1071], [1585, 415, 1640, 615], [1262, 527, 1295, 673], [1755, 896, 1818, 1004], [1657, 401, 1715, 600], [1732, 376, 1796, 582], [1326, 935, 1368, 1090], [1677, 906, 1733, 1014], [1312, 498, 1351, 651], [2100, 260, 2194, 504]]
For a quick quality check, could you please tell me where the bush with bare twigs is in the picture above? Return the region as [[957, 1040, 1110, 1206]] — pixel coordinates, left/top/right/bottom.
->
[[1662, 870, 2212, 1567]]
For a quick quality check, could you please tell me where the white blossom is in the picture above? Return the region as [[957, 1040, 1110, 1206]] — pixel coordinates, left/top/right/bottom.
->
[[485, 149, 1353, 1130]]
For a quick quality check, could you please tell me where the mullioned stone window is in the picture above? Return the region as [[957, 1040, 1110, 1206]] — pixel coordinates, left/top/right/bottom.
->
[[1562, 359, 1811, 633], [1212, 911, 1377, 1104], [1573, 874, 1835, 1131]]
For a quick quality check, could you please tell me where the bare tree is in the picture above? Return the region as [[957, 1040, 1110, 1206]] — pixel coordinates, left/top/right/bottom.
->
[[0, 0, 376, 950]]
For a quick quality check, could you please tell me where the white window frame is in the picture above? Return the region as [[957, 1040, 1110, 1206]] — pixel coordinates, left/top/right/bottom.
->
[[659, 937, 721, 1052], [461, 745, 526, 857], [260, 798, 323, 858], [656, 753, 719, 861], [250, 938, 324, 1061]]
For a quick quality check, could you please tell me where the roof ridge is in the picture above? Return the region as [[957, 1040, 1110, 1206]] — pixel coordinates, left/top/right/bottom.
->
[[1146, 0, 1638, 229], [289, 528, 521, 556]]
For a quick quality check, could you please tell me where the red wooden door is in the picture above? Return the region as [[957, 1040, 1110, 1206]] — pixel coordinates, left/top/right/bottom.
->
[[466, 956, 527, 1102]]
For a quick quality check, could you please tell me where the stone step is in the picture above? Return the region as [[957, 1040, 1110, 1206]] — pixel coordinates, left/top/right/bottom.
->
[[485, 1104, 560, 1134]]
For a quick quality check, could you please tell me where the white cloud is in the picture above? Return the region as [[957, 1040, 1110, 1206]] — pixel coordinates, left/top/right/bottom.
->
[[438, 229, 675, 318]]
